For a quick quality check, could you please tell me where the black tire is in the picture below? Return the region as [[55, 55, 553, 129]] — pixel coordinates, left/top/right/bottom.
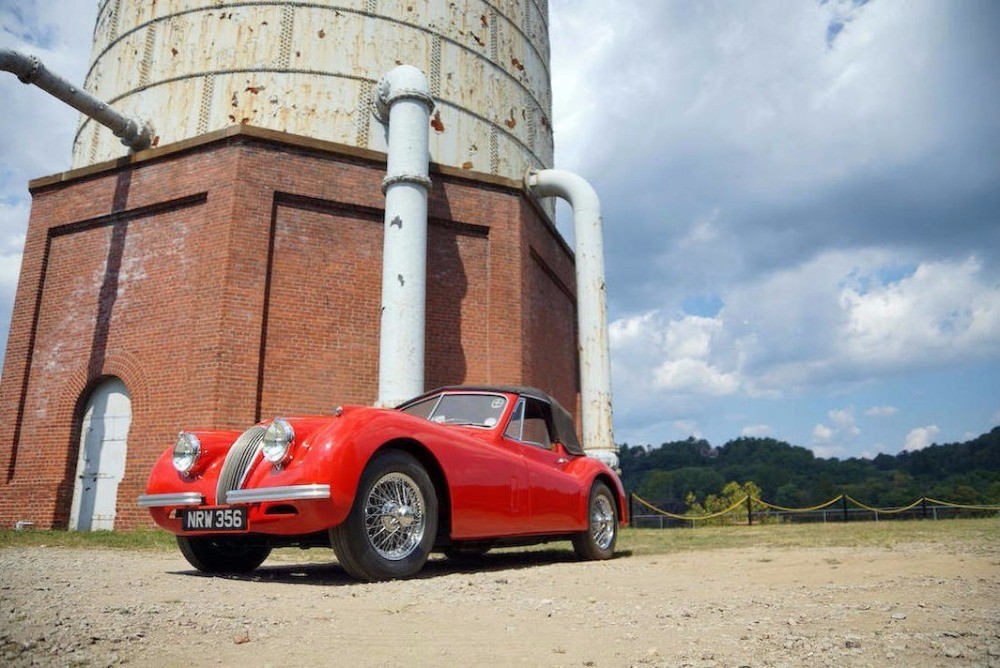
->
[[330, 450, 438, 582], [572, 481, 618, 560], [176, 535, 271, 574]]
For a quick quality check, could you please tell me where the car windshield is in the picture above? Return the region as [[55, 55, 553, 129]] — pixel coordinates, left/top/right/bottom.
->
[[400, 393, 507, 428]]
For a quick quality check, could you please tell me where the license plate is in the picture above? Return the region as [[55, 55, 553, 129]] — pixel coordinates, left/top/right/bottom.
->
[[181, 506, 248, 533]]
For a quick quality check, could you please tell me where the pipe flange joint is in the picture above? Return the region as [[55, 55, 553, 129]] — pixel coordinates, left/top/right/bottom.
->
[[382, 172, 432, 193], [373, 79, 434, 123]]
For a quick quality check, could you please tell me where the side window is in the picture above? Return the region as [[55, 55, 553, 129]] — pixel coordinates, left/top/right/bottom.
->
[[504, 399, 525, 441], [505, 398, 554, 449], [521, 399, 553, 449]]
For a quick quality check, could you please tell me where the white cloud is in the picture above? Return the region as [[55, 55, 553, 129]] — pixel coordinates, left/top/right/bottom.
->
[[812, 423, 834, 443], [740, 424, 771, 438], [904, 425, 940, 452], [840, 257, 1000, 368], [0, 203, 28, 292], [812, 407, 859, 452], [611, 252, 1000, 401], [654, 358, 741, 396], [828, 408, 860, 438], [865, 405, 898, 418]]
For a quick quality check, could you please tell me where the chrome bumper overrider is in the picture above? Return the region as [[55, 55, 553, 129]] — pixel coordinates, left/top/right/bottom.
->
[[137, 492, 204, 508], [224, 484, 331, 504]]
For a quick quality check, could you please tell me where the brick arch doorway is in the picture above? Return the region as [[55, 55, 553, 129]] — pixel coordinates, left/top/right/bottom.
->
[[69, 377, 132, 531]]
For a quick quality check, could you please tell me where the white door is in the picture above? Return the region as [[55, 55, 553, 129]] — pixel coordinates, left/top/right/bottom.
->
[[70, 378, 132, 531]]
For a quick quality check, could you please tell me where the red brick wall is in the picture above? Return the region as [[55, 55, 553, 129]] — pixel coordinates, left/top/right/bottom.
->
[[0, 130, 578, 530]]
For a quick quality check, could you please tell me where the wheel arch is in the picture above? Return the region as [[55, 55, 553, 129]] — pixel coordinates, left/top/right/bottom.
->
[[373, 438, 453, 541], [592, 472, 628, 524]]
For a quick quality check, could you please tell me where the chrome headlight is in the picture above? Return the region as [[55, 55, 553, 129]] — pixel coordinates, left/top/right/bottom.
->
[[172, 432, 201, 473], [262, 418, 295, 464]]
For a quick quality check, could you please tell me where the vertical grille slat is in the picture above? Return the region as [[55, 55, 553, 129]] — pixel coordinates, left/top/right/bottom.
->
[[215, 426, 266, 504]]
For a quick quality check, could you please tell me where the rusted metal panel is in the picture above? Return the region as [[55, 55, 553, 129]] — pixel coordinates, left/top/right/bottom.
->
[[74, 0, 554, 179]]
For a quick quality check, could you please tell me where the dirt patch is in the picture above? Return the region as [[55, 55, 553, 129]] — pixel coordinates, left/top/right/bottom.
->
[[1, 540, 998, 667]]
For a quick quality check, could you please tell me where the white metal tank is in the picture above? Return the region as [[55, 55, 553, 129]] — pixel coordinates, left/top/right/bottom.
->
[[74, 0, 554, 180]]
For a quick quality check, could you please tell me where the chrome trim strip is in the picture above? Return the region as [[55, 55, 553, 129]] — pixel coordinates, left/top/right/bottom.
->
[[225, 484, 331, 504], [137, 492, 204, 508]]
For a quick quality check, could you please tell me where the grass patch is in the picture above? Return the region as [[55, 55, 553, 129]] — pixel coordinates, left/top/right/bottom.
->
[[0, 527, 175, 550], [1, 518, 996, 556], [618, 517, 999, 556]]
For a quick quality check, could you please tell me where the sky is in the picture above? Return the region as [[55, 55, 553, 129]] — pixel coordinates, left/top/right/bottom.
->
[[2, 1, 999, 460]]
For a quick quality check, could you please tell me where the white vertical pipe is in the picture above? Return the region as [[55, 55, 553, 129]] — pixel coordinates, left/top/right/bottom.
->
[[526, 169, 618, 470], [373, 66, 434, 407]]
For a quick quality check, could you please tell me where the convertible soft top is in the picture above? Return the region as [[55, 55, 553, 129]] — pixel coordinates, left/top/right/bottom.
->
[[400, 385, 585, 456]]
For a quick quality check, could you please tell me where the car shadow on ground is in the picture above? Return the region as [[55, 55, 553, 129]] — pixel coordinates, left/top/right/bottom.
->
[[170, 548, 633, 586]]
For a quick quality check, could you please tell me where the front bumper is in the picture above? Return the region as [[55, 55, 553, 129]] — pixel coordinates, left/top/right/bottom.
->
[[137, 492, 203, 508], [225, 484, 330, 504], [138, 484, 330, 508]]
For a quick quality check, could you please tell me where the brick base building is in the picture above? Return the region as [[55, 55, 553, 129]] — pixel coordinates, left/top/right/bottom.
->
[[0, 126, 578, 530]]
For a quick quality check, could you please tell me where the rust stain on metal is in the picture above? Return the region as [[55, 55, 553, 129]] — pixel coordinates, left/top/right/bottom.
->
[[511, 57, 524, 71], [430, 111, 444, 133], [461, 161, 474, 170], [504, 109, 516, 129], [245, 86, 264, 94], [171, 47, 178, 57], [481, 15, 488, 28], [471, 32, 485, 47], [318, 28, 326, 38]]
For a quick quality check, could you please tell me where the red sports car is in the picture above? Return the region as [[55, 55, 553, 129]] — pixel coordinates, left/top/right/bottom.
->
[[139, 386, 627, 581]]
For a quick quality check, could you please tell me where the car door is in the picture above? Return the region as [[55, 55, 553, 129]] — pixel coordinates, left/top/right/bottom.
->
[[503, 397, 583, 533], [426, 393, 531, 539]]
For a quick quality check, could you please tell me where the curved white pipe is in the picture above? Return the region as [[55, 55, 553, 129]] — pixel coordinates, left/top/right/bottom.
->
[[526, 169, 617, 470], [373, 65, 434, 408], [1, 47, 152, 152]]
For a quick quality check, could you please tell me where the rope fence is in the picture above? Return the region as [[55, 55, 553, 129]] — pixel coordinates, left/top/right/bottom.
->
[[630, 493, 1000, 528]]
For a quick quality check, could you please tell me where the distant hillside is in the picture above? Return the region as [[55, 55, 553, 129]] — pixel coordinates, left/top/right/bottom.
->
[[620, 426, 1000, 510]]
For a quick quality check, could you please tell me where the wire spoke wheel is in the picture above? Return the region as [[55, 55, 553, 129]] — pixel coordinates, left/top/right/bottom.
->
[[591, 493, 616, 551], [330, 450, 438, 581], [364, 471, 427, 560], [572, 481, 618, 561]]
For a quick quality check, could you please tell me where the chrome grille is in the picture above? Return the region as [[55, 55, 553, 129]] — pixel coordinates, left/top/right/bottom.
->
[[215, 426, 266, 504]]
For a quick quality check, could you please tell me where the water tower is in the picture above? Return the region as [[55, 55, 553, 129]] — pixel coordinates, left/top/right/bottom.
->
[[76, 0, 553, 177], [0, 0, 612, 531]]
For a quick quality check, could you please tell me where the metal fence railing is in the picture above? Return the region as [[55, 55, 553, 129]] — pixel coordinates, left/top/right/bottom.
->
[[629, 493, 1000, 528]]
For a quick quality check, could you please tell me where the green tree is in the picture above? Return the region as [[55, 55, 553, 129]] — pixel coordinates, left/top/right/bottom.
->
[[685, 481, 764, 525]]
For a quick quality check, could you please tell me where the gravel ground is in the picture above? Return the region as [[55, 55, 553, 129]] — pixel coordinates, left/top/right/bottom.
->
[[1, 539, 998, 667]]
